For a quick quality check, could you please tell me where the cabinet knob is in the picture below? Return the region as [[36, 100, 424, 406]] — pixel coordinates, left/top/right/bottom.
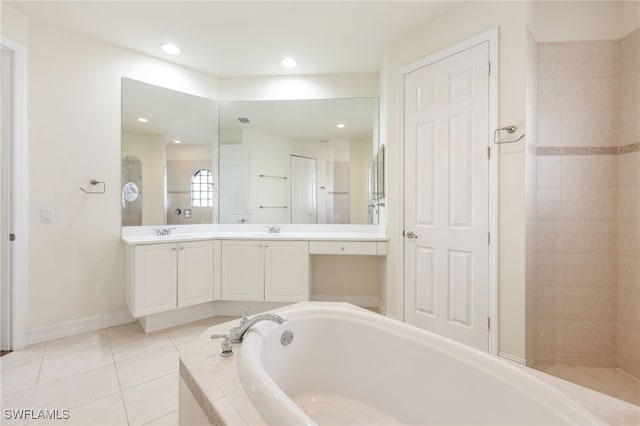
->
[[341, 247, 345, 251], [180, 247, 184, 250], [172, 248, 177, 251]]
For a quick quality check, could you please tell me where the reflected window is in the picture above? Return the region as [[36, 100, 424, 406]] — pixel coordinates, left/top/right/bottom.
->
[[191, 169, 213, 207]]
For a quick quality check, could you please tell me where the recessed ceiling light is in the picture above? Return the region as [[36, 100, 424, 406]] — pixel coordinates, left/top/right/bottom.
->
[[173, 140, 182, 144], [161, 43, 181, 55], [137, 117, 148, 123], [281, 57, 297, 68], [336, 123, 346, 128]]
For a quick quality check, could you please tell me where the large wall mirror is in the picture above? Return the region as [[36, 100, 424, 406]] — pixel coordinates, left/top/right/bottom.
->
[[121, 78, 382, 226]]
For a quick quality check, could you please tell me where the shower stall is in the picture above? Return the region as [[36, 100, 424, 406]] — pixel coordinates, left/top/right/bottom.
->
[[122, 156, 142, 226], [525, 12, 639, 406]]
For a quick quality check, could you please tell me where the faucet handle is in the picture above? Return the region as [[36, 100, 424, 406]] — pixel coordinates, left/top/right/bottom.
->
[[240, 308, 250, 325], [210, 334, 233, 358]]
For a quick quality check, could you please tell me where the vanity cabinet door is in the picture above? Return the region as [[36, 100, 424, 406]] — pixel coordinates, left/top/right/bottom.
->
[[132, 243, 177, 317], [264, 241, 309, 302], [221, 241, 264, 301], [177, 241, 214, 308]]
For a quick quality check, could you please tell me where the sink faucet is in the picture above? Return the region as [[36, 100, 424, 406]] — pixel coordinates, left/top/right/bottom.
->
[[228, 313, 287, 343], [265, 226, 282, 234], [152, 227, 175, 236]]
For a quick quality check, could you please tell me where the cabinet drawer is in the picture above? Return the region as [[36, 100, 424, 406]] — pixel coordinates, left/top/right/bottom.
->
[[309, 241, 377, 255]]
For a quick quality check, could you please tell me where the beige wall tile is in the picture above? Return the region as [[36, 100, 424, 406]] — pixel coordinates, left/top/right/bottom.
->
[[617, 188, 640, 222], [617, 152, 640, 187], [619, 106, 640, 145], [562, 111, 619, 147], [618, 289, 640, 329], [561, 156, 618, 189], [617, 256, 640, 294], [537, 288, 616, 321], [620, 29, 639, 76], [560, 188, 617, 221], [537, 156, 562, 189], [617, 322, 640, 378], [618, 222, 639, 257]]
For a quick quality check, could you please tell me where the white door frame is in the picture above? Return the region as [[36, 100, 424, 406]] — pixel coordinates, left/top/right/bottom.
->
[[397, 28, 499, 355], [1, 36, 28, 350]]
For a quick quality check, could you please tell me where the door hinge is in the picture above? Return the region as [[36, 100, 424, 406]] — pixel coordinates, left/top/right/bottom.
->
[[9, 233, 16, 242], [488, 62, 491, 76], [487, 146, 491, 159], [402, 230, 406, 237], [487, 316, 491, 329], [488, 232, 491, 245]]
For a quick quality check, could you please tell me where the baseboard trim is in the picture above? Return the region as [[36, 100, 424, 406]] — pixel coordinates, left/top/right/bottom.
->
[[498, 352, 526, 365], [25, 310, 135, 345], [310, 294, 379, 308]]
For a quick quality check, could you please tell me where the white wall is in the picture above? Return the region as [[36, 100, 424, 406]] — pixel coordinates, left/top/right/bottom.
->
[[219, 74, 379, 101], [382, 1, 529, 358], [243, 129, 292, 223], [20, 13, 223, 329]]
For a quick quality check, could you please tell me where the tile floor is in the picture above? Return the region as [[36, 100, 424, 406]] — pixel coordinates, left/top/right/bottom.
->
[[538, 364, 640, 407], [1, 316, 237, 425]]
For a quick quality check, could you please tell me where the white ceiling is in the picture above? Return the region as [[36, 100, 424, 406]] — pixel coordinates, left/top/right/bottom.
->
[[8, 1, 462, 77]]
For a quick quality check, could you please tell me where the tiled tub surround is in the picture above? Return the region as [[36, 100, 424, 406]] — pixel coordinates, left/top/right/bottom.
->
[[179, 303, 640, 426], [535, 29, 640, 386]]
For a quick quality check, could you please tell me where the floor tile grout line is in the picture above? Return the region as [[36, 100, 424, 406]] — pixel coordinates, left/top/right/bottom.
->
[[114, 343, 180, 368], [35, 357, 116, 388], [30, 341, 47, 408], [41, 330, 112, 362], [112, 336, 178, 365], [119, 369, 179, 393], [106, 325, 132, 426], [141, 410, 178, 426]]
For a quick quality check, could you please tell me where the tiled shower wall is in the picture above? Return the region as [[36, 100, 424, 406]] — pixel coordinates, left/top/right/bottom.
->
[[534, 30, 639, 376], [617, 29, 639, 379]]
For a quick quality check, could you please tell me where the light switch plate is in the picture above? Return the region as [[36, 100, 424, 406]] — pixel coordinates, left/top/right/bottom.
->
[[41, 208, 54, 223]]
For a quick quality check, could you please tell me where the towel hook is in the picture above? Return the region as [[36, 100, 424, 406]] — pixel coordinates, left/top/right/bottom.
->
[[493, 125, 525, 144], [80, 179, 106, 194]]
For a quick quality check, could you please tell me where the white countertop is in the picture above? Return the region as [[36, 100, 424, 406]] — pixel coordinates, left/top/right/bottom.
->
[[122, 224, 388, 245]]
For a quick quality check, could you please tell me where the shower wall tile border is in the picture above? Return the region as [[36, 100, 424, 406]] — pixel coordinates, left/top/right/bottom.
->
[[533, 143, 640, 156]]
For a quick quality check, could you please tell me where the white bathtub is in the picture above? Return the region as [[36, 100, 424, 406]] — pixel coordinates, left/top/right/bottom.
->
[[237, 303, 604, 426]]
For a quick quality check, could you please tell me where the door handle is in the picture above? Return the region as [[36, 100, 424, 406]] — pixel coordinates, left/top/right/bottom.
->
[[405, 231, 418, 239]]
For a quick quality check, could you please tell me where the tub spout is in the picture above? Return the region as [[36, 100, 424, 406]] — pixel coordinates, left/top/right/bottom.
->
[[229, 313, 286, 343]]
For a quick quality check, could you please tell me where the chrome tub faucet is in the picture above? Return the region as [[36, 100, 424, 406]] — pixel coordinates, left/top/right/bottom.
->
[[228, 312, 287, 343]]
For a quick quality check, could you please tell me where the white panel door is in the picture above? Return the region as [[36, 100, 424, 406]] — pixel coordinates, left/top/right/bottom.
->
[[291, 155, 317, 224], [404, 42, 490, 351], [219, 145, 247, 223], [264, 241, 309, 302], [177, 241, 214, 308], [134, 243, 177, 317], [221, 240, 264, 301]]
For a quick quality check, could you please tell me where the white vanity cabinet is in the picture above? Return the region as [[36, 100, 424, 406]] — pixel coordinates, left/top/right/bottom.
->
[[221, 240, 309, 302], [126, 240, 215, 318]]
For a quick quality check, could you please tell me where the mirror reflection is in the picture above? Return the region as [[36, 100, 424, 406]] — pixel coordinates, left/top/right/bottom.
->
[[218, 98, 379, 225], [121, 78, 381, 226], [121, 78, 219, 226]]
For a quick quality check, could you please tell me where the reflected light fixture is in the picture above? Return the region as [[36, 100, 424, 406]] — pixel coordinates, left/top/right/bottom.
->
[[137, 117, 148, 123], [173, 140, 182, 144], [161, 43, 182, 55], [336, 123, 346, 128], [281, 57, 297, 68]]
